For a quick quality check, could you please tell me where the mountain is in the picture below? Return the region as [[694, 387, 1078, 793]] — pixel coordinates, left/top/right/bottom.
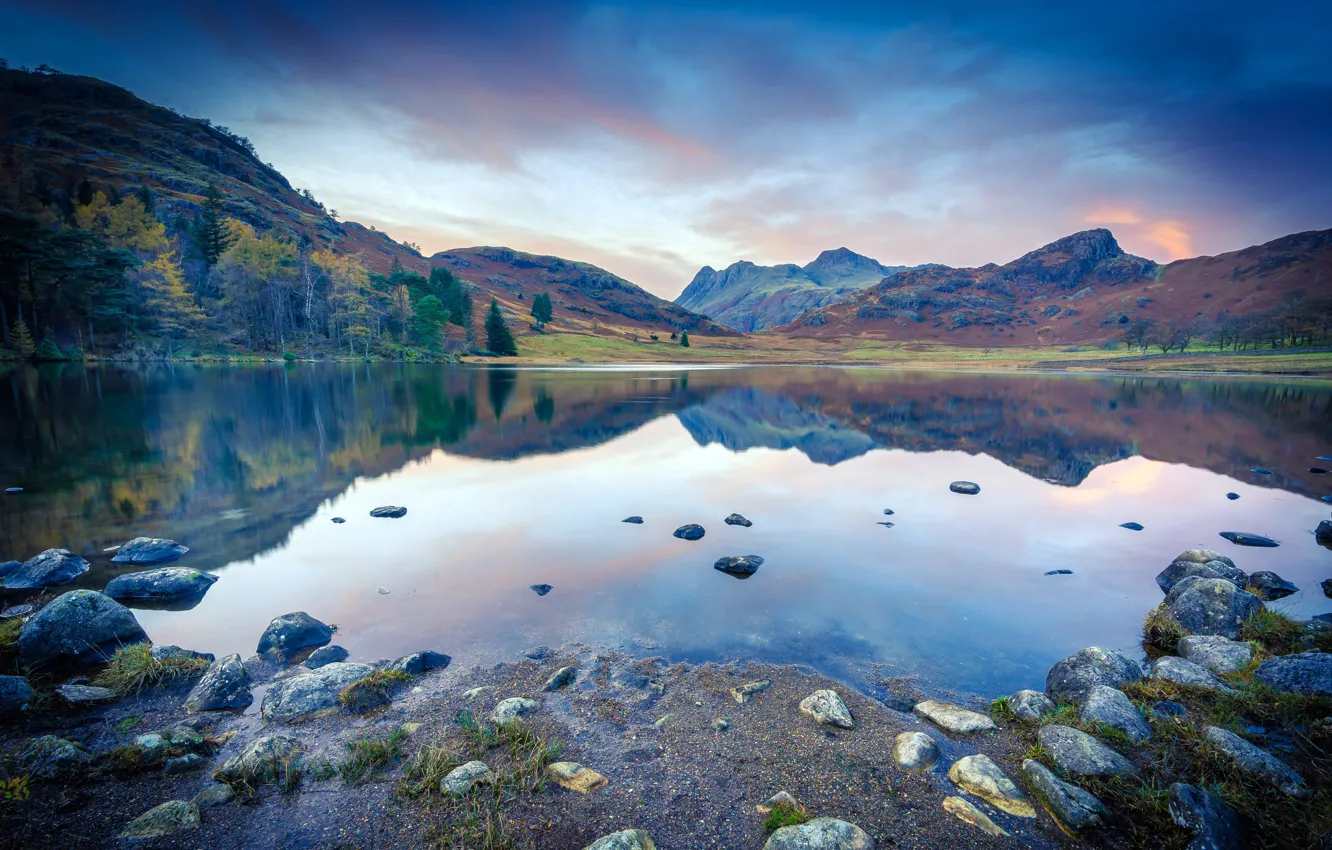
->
[[675, 248, 920, 332], [782, 227, 1332, 346]]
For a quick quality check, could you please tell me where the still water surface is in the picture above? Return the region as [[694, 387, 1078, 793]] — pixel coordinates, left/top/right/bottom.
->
[[2, 364, 1330, 697]]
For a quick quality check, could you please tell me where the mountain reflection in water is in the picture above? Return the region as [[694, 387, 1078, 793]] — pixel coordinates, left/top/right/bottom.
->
[[2, 363, 1329, 696]]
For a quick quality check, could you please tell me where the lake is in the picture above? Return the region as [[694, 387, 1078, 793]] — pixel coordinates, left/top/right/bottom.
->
[[2, 363, 1330, 699]]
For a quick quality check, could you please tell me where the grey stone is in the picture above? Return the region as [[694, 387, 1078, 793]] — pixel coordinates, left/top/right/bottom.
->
[[56, 683, 116, 705], [1165, 578, 1263, 640], [191, 783, 236, 809], [1009, 689, 1056, 722], [622, 516, 644, 524], [260, 662, 374, 721], [757, 791, 802, 813], [942, 796, 1007, 837], [1323, 577, 1332, 597], [1023, 759, 1110, 835], [1157, 556, 1247, 594], [163, 754, 206, 774], [441, 760, 494, 796], [1178, 635, 1253, 675], [105, 567, 217, 601], [799, 689, 854, 729], [491, 697, 540, 725], [724, 513, 753, 527], [305, 645, 349, 669], [369, 506, 407, 518], [184, 654, 252, 712], [892, 732, 939, 773], [1253, 652, 1332, 695], [543, 666, 576, 691], [764, 818, 874, 849], [1204, 726, 1306, 796], [730, 680, 771, 703], [1045, 646, 1143, 703], [213, 735, 306, 786], [387, 650, 451, 675], [1247, 571, 1299, 601], [0, 560, 20, 578], [1038, 725, 1136, 777], [913, 699, 997, 734], [255, 611, 332, 662], [0, 675, 35, 715], [151, 645, 215, 664], [2, 549, 90, 589], [110, 537, 190, 565], [530, 583, 553, 595], [673, 524, 705, 540], [949, 481, 981, 495], [1150, 656, 1235, 693], [1218, 531, 1279, 547], [20, 735, 92, 779], [1169, 782, 1241, 850], [0, 603, 33, 618], [119, 800, 200, 840], [17, 590, 148, 668], [1318, 522, 1332, 547], [1078, 686, 1151, 742], [947, 753, 1035, 817], [585, 830, 657, 850], [714, 555, 763, 576], [1153, 700, 1188, 719]]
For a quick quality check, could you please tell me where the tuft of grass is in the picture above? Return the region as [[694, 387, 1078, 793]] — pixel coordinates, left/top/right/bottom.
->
[[338, 726, 409, 784], [0, 618, 21, 654], [763, 802, 810, 833], [306, 756, 336, 781], [338, 668, 412, 710], [92, 643, 209, 696], [1240, 609, 1305, 655], [424, 797, 515, 850], [1142, 604, 1188, 654], [988, 696, 1016, 721], [114, 715, 144, 735], [278, 759, 303, 794]]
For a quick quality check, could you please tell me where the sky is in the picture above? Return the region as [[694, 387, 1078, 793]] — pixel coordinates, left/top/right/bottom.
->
[[3, 0, 1330, 299]]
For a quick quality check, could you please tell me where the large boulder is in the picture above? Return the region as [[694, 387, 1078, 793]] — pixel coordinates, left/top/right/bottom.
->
[[213, 735, 306, 786], [1164, 578, 1263, 640], [18, 590, 148, 668], [105, 567, 217, 601], [387, 650, 451, 675], [1177, 635, 1253, 675], [1077, 686, 1151, 743], [1149, 657, 1234, 693], [1169, 782, 1241, 850], [110, 537, 189, 565], [1156, 559, 1248, 594], [2, 549, 89, 589], [672, 524, 705, 541], [714, 555, 763, 577], [260, 662, 374, 721], [1009, 689, 1055, 722], [764, 818, 874, 849], [1253, 652, 1332, 695], [184, 654, 252, 711], [255, 611, 332, 662], [1045, 647, 1143, 703], [1246, 571, 1298, 601], [1204, 727, 1306, 796], [1038, 725, 1136, 777], [0, 675, 35, 715], [1023, 759, 1110, 835]]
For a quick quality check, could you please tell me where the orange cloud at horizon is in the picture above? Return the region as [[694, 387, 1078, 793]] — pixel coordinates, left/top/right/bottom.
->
[[1083, 205, 1194, 261]]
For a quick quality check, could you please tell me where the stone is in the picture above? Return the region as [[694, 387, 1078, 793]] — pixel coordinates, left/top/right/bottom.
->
[[1009, 689, 1055, 722], [713, 716, 731, 732], [730, 680, 771, 703], [1251, 467, 1272, 474], [585, 830, 656, 850], [305, 645, 350, 669], [1150, 656, 1234, 693], [799, 689, 854, 729], [524, 646, 554, 660], [260, 662, 374, 721], [1324, 578, 1332, 597], [892, 732, 939, 773], [1045, 646, 1143, 703], [942, 797, 1006, 837], [17, 590, 148, 668], [1226, 492, 1240, 500], [1153, 700, 1188, 719], [714, 555, 763, 576], [163, 754, 206, 774], [949, 481, 980, 495], [1178, 635, 1253, 675], [331, 517, 346, 524], [119, 800, 201, 840], [672, 524, 705, 540], [213, 735, 306, 786], [543, 666, 576, 691], [1204, 726, 1306, 796], [757, 791, 802, 813], [1157, 558, 1249, 594], [387, 650, 451, 675], [151, 645, 214, 664], [912, 699, 997, 734], [56, 683, 116, 705], [1318, 522, 1332, 548], [530, 583, 553, 595], [724, 513, 752, 527], [1165, 578, 1263, 640], [0, 675, 36, 715], [1045, 569, 1073, 575], [1175, 549, 1239, 570], [20, 735, 92, 779], [1078, 686, 1151, 742], [1038, 725, 1136, 777], [1254, 652, 1332, 695], [3, 549, 90, 589], [1121, 522, 1145, 530], [191, 783, 236, 809], [877, 521, 894, 528], [0, 561, 22, 578], [764, 818, 874, 849], [104, 567, 217, 601], [110, 537, 190, 565], [256, 611, 333, 662], [948, 753, 1036, 817], [184, 654, 252, 711], [369, 506, 407, 518], [1023, 759, 1109, 835], [1247, 571, 1299, 601], [622, 516, 644, 524], [1169, 782, 1241, 850], [547, 761, 608, 792], [492, 697, 540, 725], [0, 602, 32, 617], [1218, 531, 1279, 547], [441, 760, 494, 797]]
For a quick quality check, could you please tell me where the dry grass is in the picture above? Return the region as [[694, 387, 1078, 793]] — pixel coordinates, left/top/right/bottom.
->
[[91, 643, 210, 696], [337, 668, 412, 709], [338, 726, 409, 784], [1142, 604, 1189, 655]]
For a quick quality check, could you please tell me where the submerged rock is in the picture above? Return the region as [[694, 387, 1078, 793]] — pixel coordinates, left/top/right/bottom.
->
[[799, 689, 854, 729], [119, 800, 201, 840], [18, 590, 148, 668], [256, 611, 333, 662], [622, 516, 644, 524], [1045, 646, 1143, 703], [1150, 657, 1234, 693], [110, 537, 189, 565], [3, 549, 89, 589], [1164, 578, 1263, 640], [1023, 759, 1109, 836], [1009, 689, 1056, 722], [912, 700, 996, 734], [948, 754, 1035, 817], [1204, 726, 1306, 796], [441, 760, 494, 797], [1077, 686, 1151, 743], [585, 830, 656, 850], [543, 666, 577, 691], [305, 645, 349, 669], [184, 654, 252, 712], [730, 680, 770, 703], [672, 524, 705, 541], [1218, 531, 1279, 547], [764, 818, 874, 850], [530, 584, 553, 596], [1120, 522, 1145, 531], [714, 555, 763, 576], [260, 662, 374, 721], [949, 481, 980, 495], [1038, 725, 1136, 777], [388, 650, 451, 675], [892, 732, 939, 773], [104, 567, 217, 601], [492, 697, 540, 725], [1253, 652, 1332, 695], [0, 675, 35, 715], [724, 513, 752, 527], [942, 797, 1006, 837], [1178, 635, 1253, 675], [213, 735, 306, 786], [369, 506, 407, 518], [1169, 782, 1241, 850], [1247, 571, 1299, 601]]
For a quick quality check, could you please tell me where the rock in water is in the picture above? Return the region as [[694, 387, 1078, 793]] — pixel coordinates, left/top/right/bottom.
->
[[1077, 686, 1151, 742], [305, 645, 349, 669], [2, 549, 90, 589], [1038, 725, 1136, 777], [798, 689, 854, 729], [543, 667, 576, 691], [492, 697, 540, 725], [530, 584, 553, 596], [1218, 531, 1279, 547], [184, 654, 252, 711], [1318, 521, 1332, 549], [1045, 646, 1143, 703], [369, 505, 407, 518], [0, 675, 36, 715], [331, 517, 346, 524], [1324, 578, 1332, 598], [110, 537, 190, 565], [622, 516, 644, 524], [1251, 467, 1272, 475], [1023, 759, 1109, 835], [1226, 492, 1240, 500], [1164, 578, 1263, 640], [104, 567, 218, 601], [948, 754, 1035, 817], [118, 800, 201, 840], [213, 735, 306, 786], [1253, 652, 1332, 695], [941, 797, 1007, 837], [1149, 657, 1234, 693], [585, 830, 657, 850], [441, 761, 494, 797], [1203, 726, 1306, 796], [1247, 571, 1298, 601], [724, 513, 752, 527], [1312, 467, 1329, 474], [1156, 556, 1248, 594], [714, 555, 763, 577], [1045, 569, 1073, 575], [1009, 689, 1055, 722], [1169, 782, 1241, 850], [547, 761, 608, 793], [672, 524, 705, 541], [949, 481, 980, 495], [730, 680, 771, 703], [256, 611, 333, 662], [764, 818, 874, 850], [260, 662, 375, 721], [1120, 522, 1144, 531], [892, 732, 939, 773], [912, 700, 997, 734], [18, 590, 148, 668], [1177, 635, 1253, 675], [388, 650, 451, 675]]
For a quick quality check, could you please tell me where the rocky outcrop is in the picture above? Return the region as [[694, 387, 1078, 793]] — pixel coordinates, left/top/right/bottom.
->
[[1045, 647, 1143, 703], [387, 650, 451, 675], [441, 761, 494, 797], [18, 590, 148, 668], [104, 567, 217, 601], [1246, 571, 1298, 601], [20, 735, 92, 779], [1009, 689, 1055, 722], [305, 645, 349, 669], [213, 735, 306, 787], [547, 761, 608, 793], [2, 549, 89, 589], [1156, 558, 1248, 594], [942, 796, 1006, 837], [255, 611, 333, 662], [1169, 782, 1241, 850], [491, 697, 540, 725], [183, 654, 252, 712], [1164, 578, 1263, 639], [110, 537, 190, 565]]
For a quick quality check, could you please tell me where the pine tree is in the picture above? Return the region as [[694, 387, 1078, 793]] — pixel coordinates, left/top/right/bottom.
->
[[34, 332, 63, 361], [411, 294, 448, 350], [194, 183, 236, 268], [485, 298, 518, 356], [531, 292, 553, 324], [10, 316, 34, 358], [679, 330, 690, 348]]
